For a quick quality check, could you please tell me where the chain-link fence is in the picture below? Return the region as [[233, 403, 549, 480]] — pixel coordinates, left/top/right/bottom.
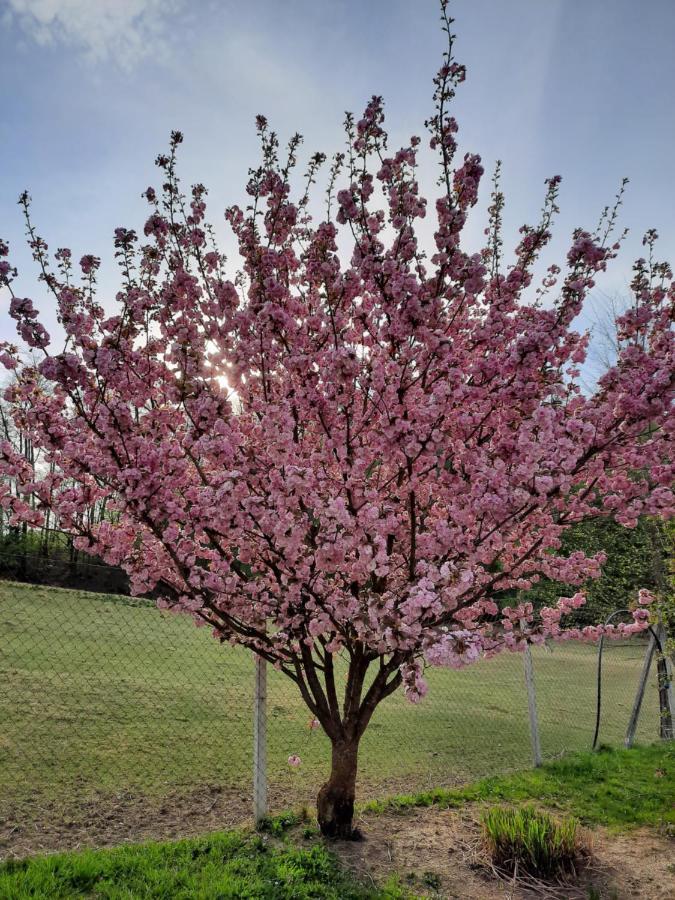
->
[[0, 579, 667, 858]]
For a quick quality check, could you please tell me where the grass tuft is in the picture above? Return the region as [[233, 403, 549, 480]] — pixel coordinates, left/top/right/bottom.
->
[[481, 805, 583, 879], [257, 809, 306, 836]]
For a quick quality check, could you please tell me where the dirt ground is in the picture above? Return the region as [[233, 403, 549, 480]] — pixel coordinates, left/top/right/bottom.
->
[[2, 791, 673, 898], [0, 774, 407, 860], [336, 806, 675, 899], [0, 784, 255, 860]]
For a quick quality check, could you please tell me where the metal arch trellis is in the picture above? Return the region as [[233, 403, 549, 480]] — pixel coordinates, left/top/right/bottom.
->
[[592, 609, 669, 751]]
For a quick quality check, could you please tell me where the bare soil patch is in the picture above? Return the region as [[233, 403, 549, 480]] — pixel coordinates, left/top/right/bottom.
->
[[0, 772, 462, 860], [0, 783, 257, 860], [0, 775, 414, 861], [335, 806, 675, 899]]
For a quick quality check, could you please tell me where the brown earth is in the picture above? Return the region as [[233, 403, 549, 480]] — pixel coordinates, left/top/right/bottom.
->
[[0, 784, 253, 860], [335, 805, 675, 899]]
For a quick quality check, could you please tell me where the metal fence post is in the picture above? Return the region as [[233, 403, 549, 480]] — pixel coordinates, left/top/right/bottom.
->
[[656, 624, 674, 741], [523, 644, 542, 767], [625, 632, 656, 748], [253, 653, 268, 824]]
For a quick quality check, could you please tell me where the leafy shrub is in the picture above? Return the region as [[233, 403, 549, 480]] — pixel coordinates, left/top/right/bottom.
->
[[481, 805, 584, 879]]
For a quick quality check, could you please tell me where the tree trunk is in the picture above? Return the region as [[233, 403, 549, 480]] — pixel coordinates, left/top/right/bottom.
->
[[317, 737, 360, 839]]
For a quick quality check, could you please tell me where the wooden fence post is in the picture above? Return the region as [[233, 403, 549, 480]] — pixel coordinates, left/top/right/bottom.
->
[[253, 653, 268, 825], [523, 645, 542, 767], [625, 633, 656, 748]]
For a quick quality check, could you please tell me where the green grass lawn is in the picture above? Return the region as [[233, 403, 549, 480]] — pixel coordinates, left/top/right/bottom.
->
[[364, 742, 675, 831], [0, 745, 671, 899], [0, 581, 662, 820], [0, 831, 388, 900]]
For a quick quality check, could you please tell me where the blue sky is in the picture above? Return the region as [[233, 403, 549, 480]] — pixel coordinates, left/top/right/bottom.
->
[[2, 0, 675, 362]]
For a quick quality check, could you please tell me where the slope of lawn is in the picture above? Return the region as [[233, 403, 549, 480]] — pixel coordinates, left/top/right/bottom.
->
[[0, 745, 671, 899], [364, 742, 675, 831], [0, 580, 662, 818]]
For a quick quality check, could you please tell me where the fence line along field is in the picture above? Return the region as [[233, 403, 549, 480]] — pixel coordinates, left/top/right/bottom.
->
[[0, 580, 662, 851]]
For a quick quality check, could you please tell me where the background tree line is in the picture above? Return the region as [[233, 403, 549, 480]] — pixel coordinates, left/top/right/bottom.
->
[[0, 394, 129, 594], [505, 516, 672, 627]]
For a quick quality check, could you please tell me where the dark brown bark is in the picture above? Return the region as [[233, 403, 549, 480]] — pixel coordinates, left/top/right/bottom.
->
[[313, 652, 404, 838], [317, 737, 359, 839]]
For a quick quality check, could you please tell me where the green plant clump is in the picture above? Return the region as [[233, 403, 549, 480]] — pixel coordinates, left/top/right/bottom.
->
[[481, 805, 583, 879]]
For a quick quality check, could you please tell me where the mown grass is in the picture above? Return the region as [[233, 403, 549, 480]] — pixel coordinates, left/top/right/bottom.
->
[[0, 580, 662, 815], [0, 745, 670, 899]]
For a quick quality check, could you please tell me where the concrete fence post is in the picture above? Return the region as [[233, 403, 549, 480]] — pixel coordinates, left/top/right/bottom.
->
[[253, 653, 268, 824], [523, 644, 542, 767]]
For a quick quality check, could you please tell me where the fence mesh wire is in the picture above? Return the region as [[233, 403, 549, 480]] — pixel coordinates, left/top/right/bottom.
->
[[0, 579, 663, 857]]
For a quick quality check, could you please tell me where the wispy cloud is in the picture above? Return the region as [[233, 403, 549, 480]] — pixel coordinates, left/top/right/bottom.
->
[[3, 0, 184, 67]]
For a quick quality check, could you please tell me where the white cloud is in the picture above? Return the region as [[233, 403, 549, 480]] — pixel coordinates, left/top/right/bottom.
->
[[4, 0, 184, 67]]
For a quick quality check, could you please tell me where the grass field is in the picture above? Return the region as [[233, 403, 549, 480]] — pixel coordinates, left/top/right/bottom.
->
[[0, 581, 663, 848]]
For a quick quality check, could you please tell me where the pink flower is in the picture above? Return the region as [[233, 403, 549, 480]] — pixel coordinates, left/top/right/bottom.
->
[[79, 254, 100, 275], [288, 754, 302, 768]]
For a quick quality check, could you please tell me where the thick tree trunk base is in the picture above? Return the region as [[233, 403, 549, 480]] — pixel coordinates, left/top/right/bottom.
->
[[317, 782, 360, 839], [317, 739, 361, 840]]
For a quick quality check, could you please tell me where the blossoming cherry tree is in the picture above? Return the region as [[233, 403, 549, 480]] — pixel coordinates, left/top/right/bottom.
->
[[1, 2, 673, 837]]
